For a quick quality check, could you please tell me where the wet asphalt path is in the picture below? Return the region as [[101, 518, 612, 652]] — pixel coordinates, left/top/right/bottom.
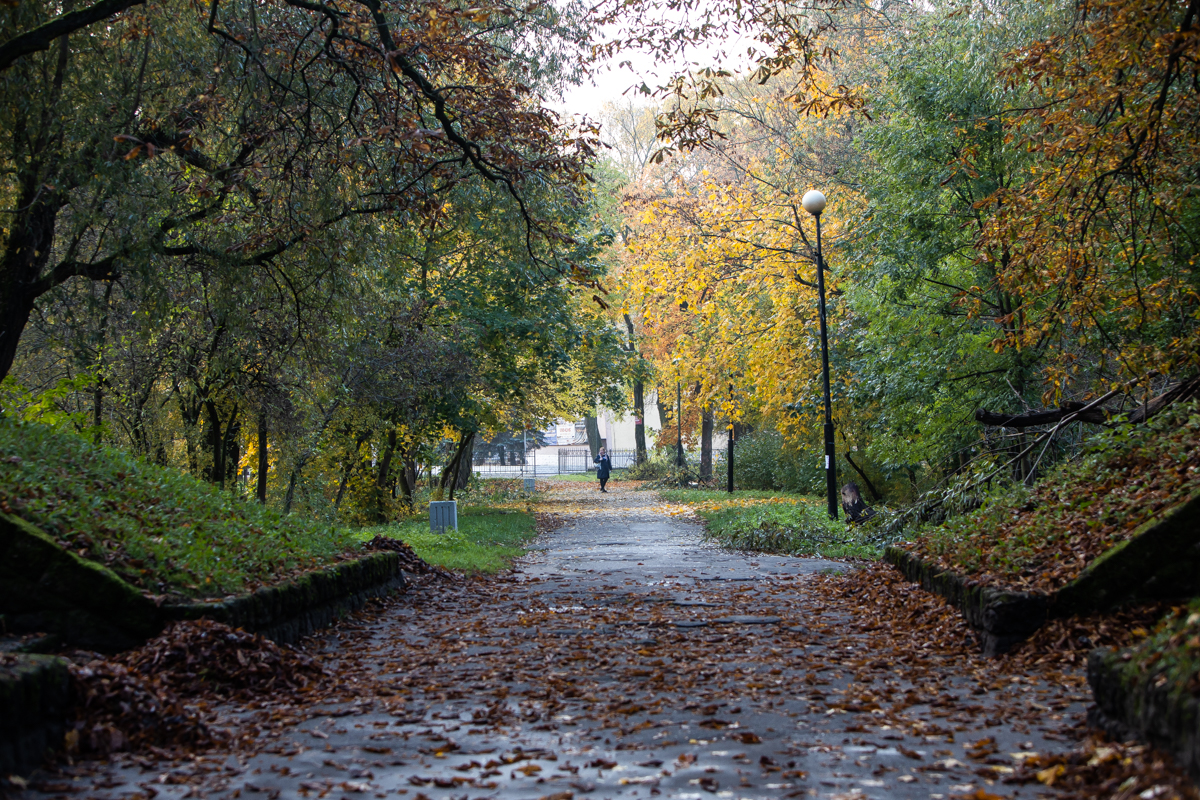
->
[[20, 481, 1088, 799]]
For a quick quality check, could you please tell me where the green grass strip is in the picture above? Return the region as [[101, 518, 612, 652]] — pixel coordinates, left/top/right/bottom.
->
[[357, 506, 538, 573]]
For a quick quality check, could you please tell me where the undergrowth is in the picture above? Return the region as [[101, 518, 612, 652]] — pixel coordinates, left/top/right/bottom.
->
[[907, 402, 1200, 591], [1115, 600, 1200, 699], [0, 418, 360, 600], [663, 489, 880, 559]]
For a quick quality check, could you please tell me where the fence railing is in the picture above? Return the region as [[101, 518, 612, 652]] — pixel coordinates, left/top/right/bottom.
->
[[469, 448, 638, 477]]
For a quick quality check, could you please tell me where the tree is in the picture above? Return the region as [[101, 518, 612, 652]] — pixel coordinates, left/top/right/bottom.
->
[[981, 0, 1200, 393], [0, 0, 598, 383]]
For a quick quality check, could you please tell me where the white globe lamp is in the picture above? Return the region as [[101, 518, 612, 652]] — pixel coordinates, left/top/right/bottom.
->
[[801, 189, 827, 216]]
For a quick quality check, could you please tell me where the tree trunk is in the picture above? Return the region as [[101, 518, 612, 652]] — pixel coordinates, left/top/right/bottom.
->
[[224, 409, 241, 489], [655, 387, 673, 449], [334, 431, 371, 509], [283, 468, 299, 514], [844, 451, 881, 501], [455, 431, 474, 491], [622, 314, 648, 465], [633, 381, 647, 465], [90, 280, 114, 444], [585, 415, 601, 459], [397, 447, 415, 510], [700, 402, 713, 482], [438, 431, 474, 500], [256, 412, 269, 503], [377, 428, 397, 491], [178, 392, 203, 476], [369, 428, 398, 523], [203, 399, 223, 486]]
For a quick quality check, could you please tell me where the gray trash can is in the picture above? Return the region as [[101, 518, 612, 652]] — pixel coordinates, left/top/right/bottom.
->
[[430, 500, 457, 534]]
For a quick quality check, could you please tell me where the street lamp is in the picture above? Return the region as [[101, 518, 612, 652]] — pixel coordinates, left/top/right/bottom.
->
[[671, 357, 684, 469], [727, 382, 735, 494], [802, 189, 838, 520]]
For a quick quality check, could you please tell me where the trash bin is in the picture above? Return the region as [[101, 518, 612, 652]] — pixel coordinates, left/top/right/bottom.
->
[[524, 478, 536, 492], [429, 500, 457, 534]]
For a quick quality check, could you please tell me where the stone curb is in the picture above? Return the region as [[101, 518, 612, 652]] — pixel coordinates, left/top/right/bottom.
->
[[0, 653, 70, 778], [883, 546, 1048, 656], [1087, 647, 1200, 781], [1, 510, 407, 649], [0, 511, 161, 651], [161, 552, 406, 645], [885, 492, 1200, 656]]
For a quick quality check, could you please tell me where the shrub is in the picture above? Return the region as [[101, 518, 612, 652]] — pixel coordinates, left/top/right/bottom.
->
[[724, 430, 828, 493]]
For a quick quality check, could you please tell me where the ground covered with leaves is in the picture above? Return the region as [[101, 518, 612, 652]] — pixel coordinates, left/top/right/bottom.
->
[[1103, 599, 1200, 702], [0, 419, 363, 600], [17, 483, 1197, 800], [902, 404, 1200, 592], [23, 563, 1195, 800]]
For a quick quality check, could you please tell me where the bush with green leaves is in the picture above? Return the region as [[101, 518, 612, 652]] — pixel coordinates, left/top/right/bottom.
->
[[663, 489, 878, 559], [722, 430, 829, 493]]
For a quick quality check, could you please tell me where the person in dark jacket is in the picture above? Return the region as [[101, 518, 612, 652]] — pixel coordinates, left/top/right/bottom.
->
[[594, 447, 612, 493]]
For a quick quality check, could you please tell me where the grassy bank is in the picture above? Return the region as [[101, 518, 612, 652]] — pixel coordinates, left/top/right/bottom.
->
[[358, 506, 538, 572], [660, 488, 879, 559], [904, 402, 1200, 592], [0, 418, 360, 600]]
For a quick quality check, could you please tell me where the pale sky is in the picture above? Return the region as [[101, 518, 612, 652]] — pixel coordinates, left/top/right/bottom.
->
[[548, 15, 760, 120]]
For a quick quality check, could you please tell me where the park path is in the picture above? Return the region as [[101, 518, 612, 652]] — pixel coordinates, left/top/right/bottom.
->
[[19, 480, 1094, 800]]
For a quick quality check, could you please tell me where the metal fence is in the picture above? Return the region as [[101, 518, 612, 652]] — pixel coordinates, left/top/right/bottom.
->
[[469, 448, 638, 478], [556, 448, 637, 473]]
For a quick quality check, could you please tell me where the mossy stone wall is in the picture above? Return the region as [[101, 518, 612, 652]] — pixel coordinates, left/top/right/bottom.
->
[[883, 546, 1049, 655], [1, 510, 406, 650], [1088, 648, 1200, 781], [0, 512, 161, 651], [886, 493, 1200, 656], [163, 552, 405, 644], [0, 654, 70, 777]]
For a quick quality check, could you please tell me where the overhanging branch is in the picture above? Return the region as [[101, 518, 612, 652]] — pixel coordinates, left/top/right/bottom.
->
[[0, 0, 147, 72]]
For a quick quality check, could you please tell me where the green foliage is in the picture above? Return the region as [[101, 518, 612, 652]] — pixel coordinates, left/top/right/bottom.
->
[[656, 488, 795, 503], [0, 418, 360, 600], [723, 430, 826, 494], [0, 374, 103, 438], [688, 495, 877, 559], [624, 449, 677, 480], [357, 507, 537, 573]]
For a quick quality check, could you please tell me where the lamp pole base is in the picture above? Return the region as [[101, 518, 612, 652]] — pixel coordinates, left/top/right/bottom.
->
[[824, 422, 838, 520]]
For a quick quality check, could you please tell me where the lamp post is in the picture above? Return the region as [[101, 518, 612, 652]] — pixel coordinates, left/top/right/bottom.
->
[[802, 189, 838, 521], [676, 380, 684, 469], [727, 382, 734, 494], [671, 357, 684, 470]]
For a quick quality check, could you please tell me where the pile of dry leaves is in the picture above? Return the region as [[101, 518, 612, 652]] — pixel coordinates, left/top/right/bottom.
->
[[1003, 734, 1199, 799], [66, 620, 329, 756], [362, 535, 456, 578]]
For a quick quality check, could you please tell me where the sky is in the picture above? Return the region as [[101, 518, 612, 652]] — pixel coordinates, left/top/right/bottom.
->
[[547, 12, 760, 120]]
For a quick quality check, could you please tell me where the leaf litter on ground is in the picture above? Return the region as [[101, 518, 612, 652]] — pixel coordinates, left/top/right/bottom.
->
[[32, 484, 1199, 800], [900, 402, 1200, 593]]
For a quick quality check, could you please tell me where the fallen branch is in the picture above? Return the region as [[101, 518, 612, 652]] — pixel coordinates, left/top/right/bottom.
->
[[976, 375, 1200, 429], [975, 403, 1108, 428]]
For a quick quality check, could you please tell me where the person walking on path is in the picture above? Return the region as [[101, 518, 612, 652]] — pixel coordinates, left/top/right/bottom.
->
[[594, 446, 612, 493]]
